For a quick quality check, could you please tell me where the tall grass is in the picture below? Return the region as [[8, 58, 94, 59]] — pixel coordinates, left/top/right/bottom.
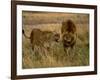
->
[[22, 12, 89, 69]]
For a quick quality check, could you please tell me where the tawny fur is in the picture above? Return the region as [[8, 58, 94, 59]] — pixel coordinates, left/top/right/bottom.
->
[[23, 29, 60, 51], [61, 20, 77, 53]]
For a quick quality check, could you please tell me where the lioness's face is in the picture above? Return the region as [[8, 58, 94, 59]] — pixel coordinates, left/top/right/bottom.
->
[[53, 33, 60, 42]]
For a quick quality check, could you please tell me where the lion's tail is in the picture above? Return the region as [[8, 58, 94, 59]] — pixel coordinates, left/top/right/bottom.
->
[[22, 29, 30, 39]]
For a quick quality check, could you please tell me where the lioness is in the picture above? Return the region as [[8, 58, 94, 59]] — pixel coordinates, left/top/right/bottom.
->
[[22, 29, 60, 51]]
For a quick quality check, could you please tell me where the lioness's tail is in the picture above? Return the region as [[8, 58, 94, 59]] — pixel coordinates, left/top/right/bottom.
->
[[22, 29, 30, 39]]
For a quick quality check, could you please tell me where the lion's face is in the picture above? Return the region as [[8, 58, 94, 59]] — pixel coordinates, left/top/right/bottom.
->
[[61, 20, 77, 50], [62, 32, 75, 47]]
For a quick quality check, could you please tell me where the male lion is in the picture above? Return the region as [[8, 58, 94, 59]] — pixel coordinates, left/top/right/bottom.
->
[[61, 20, 77, 53], [22, 29, 60, 52]]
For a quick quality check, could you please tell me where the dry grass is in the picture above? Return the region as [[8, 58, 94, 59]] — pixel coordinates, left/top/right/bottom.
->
[[22, 12, 89, 69]]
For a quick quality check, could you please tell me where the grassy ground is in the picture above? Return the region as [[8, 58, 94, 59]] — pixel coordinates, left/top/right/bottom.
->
[[22, 12, 89, 69]]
